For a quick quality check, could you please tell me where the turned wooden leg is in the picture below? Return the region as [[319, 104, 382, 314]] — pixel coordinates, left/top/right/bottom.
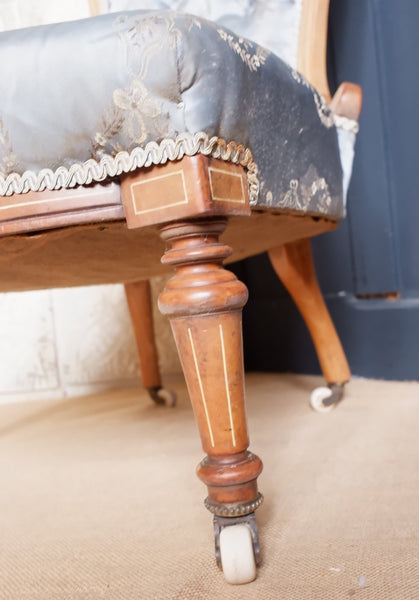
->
[[121, 155, 262, 581], [269, 238, 351, 410], [125, 280, 176, 406], [158, 218, 263, 515]]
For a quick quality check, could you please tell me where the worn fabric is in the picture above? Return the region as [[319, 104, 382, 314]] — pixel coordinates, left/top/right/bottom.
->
[[102, 0, 303, 68], [0, 10, 344, 218], [102, 1, 357, 211]]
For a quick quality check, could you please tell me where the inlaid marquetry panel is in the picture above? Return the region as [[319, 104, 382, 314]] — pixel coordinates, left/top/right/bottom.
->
[[208, 166, 246, 204], [121, 155, 250, 228]]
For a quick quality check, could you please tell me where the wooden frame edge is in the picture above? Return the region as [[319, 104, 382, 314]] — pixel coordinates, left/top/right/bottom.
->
[[297, 0, 331, 103]]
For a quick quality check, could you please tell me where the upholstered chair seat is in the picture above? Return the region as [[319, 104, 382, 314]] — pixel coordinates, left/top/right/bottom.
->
[[0, 10, 352, 220]]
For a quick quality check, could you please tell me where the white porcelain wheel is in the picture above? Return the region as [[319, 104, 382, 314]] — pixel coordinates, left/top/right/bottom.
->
[[310, 386, 335, 413], [219, 524, 257, 585], [155, 387, 176, 407]]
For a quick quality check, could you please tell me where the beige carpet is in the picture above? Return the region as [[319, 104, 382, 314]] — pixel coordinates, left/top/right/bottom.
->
[[0, 374, 418, 599]]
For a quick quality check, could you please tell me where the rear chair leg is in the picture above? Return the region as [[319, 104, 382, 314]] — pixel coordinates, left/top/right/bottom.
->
[[125, 280, 176, 406], [268, 238, 351, 412]]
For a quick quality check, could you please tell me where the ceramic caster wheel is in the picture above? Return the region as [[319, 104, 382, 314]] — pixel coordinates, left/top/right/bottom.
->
[[219, 524, 257, 585], [310, 384, 344, 413], [310, 387, 335, 413], [147, 386, 177, 407]]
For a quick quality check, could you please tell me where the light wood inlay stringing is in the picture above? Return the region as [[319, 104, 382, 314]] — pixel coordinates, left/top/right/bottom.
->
[[187, 327, 215, 448], [130, 170, 189, 216], [208, 166, 245, 204], [219, 323, 237, 447]]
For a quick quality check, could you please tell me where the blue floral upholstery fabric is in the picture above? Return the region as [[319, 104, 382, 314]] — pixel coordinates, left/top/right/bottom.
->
[[0, 10, 346, 219], [105, 0, 303, 69]]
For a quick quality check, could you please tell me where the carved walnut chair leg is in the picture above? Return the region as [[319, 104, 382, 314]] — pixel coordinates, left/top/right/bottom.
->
[[268, 239, 351, 412], [124, 280, 176, 406], [121, 156, 263, 583], [159, 218, 263, 574]]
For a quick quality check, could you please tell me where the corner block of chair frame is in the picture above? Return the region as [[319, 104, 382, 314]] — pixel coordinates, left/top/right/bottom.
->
[[120, 155, 250, 229]]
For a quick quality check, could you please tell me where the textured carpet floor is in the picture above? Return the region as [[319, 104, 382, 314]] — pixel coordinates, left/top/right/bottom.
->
[[0, 374, 418, 599]]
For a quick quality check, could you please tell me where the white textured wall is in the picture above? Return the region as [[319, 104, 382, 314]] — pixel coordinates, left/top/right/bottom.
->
[[0, 0, 181, 404], [0, 0, 92, 30], [0, 279, 181, 404]]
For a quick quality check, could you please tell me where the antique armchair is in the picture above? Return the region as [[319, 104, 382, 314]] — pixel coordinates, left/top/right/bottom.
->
[[0, 0, 361, 584]]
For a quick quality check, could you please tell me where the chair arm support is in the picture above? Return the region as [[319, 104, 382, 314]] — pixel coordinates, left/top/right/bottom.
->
[[330, 82, 363, 120]]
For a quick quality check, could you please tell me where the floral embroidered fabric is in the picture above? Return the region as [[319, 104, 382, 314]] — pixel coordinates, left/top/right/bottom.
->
[[0, 10, 344, 219], [103, 0, 303, 69]]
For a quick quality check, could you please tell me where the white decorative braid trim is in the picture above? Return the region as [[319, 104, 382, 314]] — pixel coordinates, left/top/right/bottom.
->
[[333, 114, 359, 135], [0, 132, 260, 204]]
